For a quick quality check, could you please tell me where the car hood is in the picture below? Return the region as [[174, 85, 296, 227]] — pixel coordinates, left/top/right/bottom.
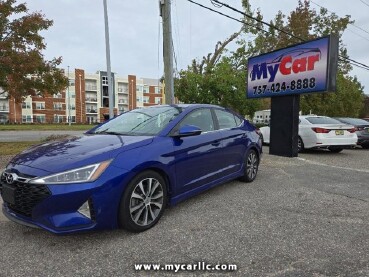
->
[[8, 134, 153, 173]]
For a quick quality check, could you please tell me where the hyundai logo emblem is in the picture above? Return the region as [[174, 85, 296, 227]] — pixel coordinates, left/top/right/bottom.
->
[[2, 172, 18, 185]]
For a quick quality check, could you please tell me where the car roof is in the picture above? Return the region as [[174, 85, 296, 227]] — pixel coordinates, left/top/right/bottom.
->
[[299, 115, 328, 119], [142, 104, 226, 110]]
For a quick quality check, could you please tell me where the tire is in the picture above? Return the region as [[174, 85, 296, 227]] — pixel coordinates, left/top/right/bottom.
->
[[328, 147, 343, 153], [362, 144, 369, 149], [239, 149, 259, 183], [297, 136, 304, 153], [118, 170, 167, 232], [260, 134, 264, 145]]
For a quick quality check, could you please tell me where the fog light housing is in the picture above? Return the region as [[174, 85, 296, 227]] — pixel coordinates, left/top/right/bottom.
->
[[78, 200, 92, 220]]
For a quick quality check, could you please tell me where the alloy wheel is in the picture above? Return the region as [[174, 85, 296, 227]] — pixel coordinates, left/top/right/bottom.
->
[[246, 151, 258, 180], [129, 178, 164, 226]]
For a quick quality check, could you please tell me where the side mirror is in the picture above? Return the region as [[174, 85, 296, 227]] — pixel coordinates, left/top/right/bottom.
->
[[173, 125, 202, 138]]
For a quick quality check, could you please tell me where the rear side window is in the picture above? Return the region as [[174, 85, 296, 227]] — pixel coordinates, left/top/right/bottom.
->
[[214, 109, 238, 129], [235, 115, 242, 126]]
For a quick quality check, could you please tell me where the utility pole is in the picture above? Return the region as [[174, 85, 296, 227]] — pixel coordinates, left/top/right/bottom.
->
[[160, 0, 174, 105], [103, 0, 114, 119], [67, 66, 71, 126]]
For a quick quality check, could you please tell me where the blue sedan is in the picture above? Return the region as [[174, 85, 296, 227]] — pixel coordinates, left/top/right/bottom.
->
[[0, 104, 262, 234]]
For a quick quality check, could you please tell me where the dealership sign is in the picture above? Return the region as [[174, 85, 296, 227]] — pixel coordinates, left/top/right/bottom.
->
[[247, 36, 338, 98]]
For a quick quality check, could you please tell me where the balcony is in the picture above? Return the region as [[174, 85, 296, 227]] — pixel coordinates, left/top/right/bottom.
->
[[85, 85, 97, 91], [86, 109, 97, 114], [118, 88, 128, 94], [0, 106, 9, 112], [86, 97, 98, 103]]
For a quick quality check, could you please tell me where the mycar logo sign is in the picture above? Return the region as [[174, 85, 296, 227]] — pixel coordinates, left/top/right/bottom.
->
[[247, 36, 338, 98]]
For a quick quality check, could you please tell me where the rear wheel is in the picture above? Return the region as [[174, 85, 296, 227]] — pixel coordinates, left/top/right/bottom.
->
[[239, 149, 259, 183], [118, 170, 167, 232], [297, 136, 304, 153], [362, 144, 369, 149], [328, 147, 343, 153]]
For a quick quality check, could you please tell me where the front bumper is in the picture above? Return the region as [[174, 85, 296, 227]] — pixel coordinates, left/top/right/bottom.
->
[[1, 165, 130, 234]]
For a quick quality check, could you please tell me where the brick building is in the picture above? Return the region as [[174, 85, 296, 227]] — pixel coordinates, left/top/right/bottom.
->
[[0, 68, 163, 124]]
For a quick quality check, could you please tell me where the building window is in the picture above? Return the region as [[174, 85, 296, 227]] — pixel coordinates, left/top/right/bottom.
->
[[0, 104, 8, 111], [35, 115, 45, 123], [0, 114, 8, 123], [143, 96, 149, 103], [35, 102, 45, 110], [86, 116, 97, 124], [136, 85, 143, 93], [143, 86, 149, 93], [68, 104, 76, 110], [86, 106, 97, 113], [53, 103, 63, 110], [155, 97, 161, 104], [71, 93, 75, 98], [70, 116, 76, 123], [53, 93, 62, 98], [22, 115, 32, 123], [102, 76, 108, 85], [69, 79, 75, 86], [155, 87, 161, 94], [22, 102, 31, 109], [54, 115, 64, 123]]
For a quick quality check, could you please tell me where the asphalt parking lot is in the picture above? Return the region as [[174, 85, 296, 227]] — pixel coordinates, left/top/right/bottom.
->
[[0, 147, 368, 276]]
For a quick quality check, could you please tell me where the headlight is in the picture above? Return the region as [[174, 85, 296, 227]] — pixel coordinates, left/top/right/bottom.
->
[[30, 160, 112, 184]]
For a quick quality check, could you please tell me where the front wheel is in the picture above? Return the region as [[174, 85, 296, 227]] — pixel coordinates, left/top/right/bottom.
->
[[239, 149, 259, 183], [118, 170, 167, 232]]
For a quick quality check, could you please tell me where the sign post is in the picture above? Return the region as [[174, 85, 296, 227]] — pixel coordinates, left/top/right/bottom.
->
[[246, 35, 339, 157]]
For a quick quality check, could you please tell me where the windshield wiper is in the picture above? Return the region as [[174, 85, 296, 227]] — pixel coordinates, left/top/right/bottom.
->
[[94, 129, 124, 135]]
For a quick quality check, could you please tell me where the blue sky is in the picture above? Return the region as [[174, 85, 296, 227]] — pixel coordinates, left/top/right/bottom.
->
[[26, 0, 369, 93]]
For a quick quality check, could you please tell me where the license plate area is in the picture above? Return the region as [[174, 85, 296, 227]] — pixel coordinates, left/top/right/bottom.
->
[[1, 184, 16, 205], [335, 130, 344, 135]]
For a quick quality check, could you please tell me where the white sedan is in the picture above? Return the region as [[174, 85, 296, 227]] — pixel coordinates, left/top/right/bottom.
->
[[260, 115, 358, 153]]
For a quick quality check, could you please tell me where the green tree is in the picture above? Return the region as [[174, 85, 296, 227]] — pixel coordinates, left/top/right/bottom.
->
[[175, 26, 262, 117], [176, 57, 260, 116], [0, 0, 68, 101]]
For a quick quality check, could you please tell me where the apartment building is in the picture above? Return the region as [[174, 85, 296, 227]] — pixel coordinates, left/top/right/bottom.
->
[[1, 68, 163, 124], [253, 109, 271, 124]]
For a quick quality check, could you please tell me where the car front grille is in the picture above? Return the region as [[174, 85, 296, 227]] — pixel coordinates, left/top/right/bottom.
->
[[0, 173, 51, 218]]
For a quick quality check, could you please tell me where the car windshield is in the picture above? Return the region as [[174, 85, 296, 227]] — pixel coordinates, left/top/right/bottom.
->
[[92, 106, 183, 136], [305, 117, 342, 125], [336, 118, 369, 125]]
